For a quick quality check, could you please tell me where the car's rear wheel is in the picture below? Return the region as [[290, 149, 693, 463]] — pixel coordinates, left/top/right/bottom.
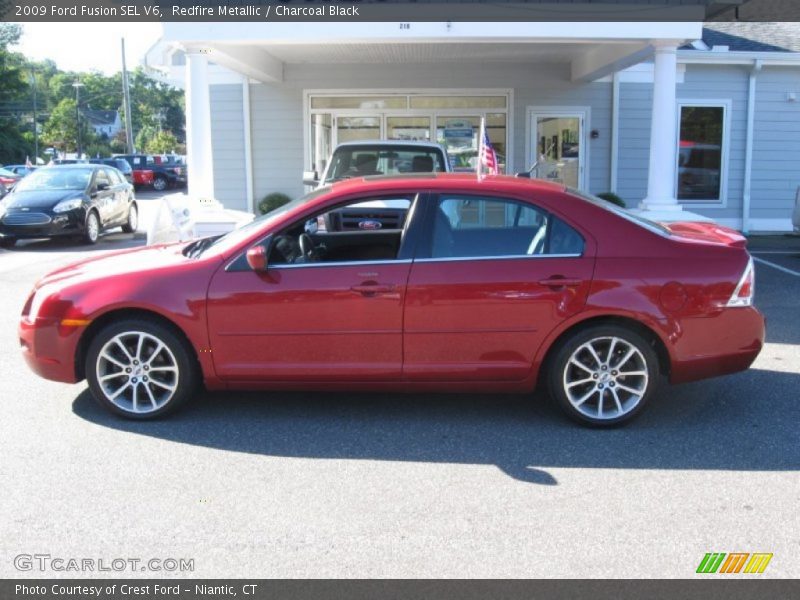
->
[[121, 203, 138, 234], [83, 211, 100, 244], [152, 175, 168, 192], [548, 324, 659, 427], [85, 319, 199, 419]]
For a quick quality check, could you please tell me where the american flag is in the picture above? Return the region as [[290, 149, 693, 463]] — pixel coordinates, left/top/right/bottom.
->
[[478, 120, 499, 177]]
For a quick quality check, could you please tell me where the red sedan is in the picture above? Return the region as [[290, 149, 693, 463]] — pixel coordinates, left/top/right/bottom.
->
[[19, 174, 764, 426]]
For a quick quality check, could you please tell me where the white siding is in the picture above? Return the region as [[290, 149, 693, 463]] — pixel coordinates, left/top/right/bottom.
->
[[617, 63, 749, 220], [750, 65, 800, 222], [210, 84, 248, 211]]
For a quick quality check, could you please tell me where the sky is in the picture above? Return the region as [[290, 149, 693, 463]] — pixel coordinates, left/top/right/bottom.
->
[[14, 23, 163, 74]]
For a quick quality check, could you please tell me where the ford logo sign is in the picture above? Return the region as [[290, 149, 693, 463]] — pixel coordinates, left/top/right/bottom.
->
[[358, 220, 382, 230]]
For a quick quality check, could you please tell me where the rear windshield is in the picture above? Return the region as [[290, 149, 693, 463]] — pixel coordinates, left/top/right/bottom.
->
[[567, 188, 670, 236], [324, 145, 447, 183]]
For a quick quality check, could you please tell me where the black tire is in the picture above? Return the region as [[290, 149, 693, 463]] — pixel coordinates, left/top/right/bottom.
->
[[85, 318, 200, 419], [547, 324, 660, 427], [152, 175, 168, 192], [0, 237, 16, 248], [121, 202, 138, 234], [83, 210, 100, 245]]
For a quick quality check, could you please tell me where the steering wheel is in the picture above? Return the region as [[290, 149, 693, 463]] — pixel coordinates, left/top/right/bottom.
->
[[298, 233, 319, 262]]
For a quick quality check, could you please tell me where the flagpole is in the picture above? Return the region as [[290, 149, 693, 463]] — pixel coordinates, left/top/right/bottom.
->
[[477, 117, 485, 181]]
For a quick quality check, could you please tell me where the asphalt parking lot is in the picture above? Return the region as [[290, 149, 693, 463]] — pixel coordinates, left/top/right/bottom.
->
[[0, 218, 798, 578]]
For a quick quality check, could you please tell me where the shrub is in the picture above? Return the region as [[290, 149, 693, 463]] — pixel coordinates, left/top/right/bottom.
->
[[596, 192, 626, 208], [258, 192, 292, 215]]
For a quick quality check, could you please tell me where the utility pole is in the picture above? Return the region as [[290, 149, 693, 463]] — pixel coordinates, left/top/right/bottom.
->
[[121, 38, 135, 153], [72, 81, 84, 158]]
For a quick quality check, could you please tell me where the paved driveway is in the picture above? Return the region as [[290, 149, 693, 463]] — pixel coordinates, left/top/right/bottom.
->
[[0, 231, 797, 578]]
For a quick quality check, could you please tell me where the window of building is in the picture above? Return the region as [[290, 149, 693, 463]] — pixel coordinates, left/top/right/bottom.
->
[[308, 92, 510, 176], [677, 103, 728, 202]]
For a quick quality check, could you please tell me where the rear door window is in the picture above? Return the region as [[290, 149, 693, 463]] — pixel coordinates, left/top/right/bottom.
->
[[427, 195, 584, 259]]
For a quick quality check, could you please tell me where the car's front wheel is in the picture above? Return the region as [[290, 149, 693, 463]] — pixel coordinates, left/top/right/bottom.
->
[[152, 175, 168, 192], [121, 203, 138, 234], [83, 211, 100, 244], [548, 324, 660, 427], [0, 237, 16, 248], [85, 319, 199, 419]]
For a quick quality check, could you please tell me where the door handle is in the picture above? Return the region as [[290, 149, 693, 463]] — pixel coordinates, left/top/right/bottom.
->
[[538, 277, 583, 288], [351, 283, 395, 296]]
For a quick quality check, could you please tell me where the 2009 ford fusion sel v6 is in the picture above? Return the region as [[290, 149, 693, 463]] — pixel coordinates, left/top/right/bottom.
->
[[19, 174, 764, 426]]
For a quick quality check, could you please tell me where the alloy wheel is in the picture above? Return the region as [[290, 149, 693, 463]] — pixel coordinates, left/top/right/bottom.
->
[[562, 336, 649, 421], [86, 212, 99, 243], [128, 205, 138, 231], [95, 331, 180, 415]]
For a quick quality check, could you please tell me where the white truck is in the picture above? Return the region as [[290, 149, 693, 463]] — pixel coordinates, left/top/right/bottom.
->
[[302, 140, 451, 232]]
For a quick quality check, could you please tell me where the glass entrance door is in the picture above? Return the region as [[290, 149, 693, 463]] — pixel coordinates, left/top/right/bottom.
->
[[530, 113, 584, 189], [386, 116, 431, 141], [336, 116, 381, 144]]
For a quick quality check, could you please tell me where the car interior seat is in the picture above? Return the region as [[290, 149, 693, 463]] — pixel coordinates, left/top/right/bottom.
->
[[411, 155, 435, 172]]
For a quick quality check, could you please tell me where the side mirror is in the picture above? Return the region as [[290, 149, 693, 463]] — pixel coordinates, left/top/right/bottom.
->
[[246, 245, 268, 271], [303, 170, 319, 186], [96, 182, 110, 191]]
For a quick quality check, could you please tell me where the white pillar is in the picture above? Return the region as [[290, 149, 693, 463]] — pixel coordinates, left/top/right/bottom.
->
[[640, 42, 680, 212], [185, 48, 215, 200]]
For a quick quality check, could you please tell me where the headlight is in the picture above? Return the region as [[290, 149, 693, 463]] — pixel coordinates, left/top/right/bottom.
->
[[53, 198, 83, 213]]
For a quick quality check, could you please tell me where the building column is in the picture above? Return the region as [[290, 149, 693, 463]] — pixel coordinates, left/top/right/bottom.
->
[[184, 47, 215, 200], [639, 42, 680, 213]]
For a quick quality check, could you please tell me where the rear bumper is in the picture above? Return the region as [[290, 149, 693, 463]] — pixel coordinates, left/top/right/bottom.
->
[[19, 317, 82, 383], [670, 307, 765, 384]]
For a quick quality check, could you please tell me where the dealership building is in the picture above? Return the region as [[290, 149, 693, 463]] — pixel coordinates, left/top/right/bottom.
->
[[145, 9, 800, 232]]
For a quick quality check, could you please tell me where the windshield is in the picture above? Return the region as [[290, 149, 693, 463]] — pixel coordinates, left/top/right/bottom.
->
[[324, 145, 447, 183], [567, 188, 671, 236], [14, 168, 92, 192], [191, 188, 329, 258]]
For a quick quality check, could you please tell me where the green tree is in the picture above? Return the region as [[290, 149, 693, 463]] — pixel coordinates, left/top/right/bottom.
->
[[145, 130, 179, 154], [0, 23, 32, 163], [42, 98, 93, 154]]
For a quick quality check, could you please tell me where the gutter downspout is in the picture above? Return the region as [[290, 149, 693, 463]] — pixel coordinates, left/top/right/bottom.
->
[[610, 70, 621, 193], [242, 75, 255, 214], [742, 59, 761, 234]]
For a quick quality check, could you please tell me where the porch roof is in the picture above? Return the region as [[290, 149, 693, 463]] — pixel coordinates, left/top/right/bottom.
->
[[145, 21, 702, 85]]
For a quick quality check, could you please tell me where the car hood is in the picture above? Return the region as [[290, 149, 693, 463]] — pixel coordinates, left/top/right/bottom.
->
[[5, 190, 85, 210], [34, 242, 211, 290]]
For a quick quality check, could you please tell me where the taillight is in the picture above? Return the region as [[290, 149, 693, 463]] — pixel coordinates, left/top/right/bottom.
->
[[726, 257, 755, 307]]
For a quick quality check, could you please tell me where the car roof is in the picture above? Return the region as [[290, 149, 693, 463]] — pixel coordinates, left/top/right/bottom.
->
[[324, 172, 566, 195], [334, 140, 446, 149], [42, 164, 100, 170]]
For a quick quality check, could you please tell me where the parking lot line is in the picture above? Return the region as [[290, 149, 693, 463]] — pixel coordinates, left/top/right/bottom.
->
[[753, 256, 800, 277]]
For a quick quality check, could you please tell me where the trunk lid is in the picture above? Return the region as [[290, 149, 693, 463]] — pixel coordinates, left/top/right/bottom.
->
[[661, 221, 747, 249]]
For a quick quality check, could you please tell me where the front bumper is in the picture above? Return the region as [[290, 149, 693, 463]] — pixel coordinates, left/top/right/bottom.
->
[[0, 210, 85, 239], [19, 316, 83, 383]]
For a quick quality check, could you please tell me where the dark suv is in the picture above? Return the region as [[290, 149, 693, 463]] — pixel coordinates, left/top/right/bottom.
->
[[90, 158, 133, 185], [116, 154, 187, 192]]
